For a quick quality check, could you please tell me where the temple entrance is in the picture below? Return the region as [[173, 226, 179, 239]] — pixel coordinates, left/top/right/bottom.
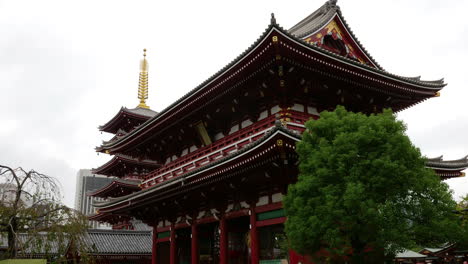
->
[[199, 222, 220, 264], [157, 241, 170, 264], [177, 228, 192, 264], [227, 216, 249, 264], [258, 224, 288, 263]]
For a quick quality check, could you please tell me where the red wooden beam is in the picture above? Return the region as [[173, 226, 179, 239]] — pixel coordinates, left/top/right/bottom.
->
[[250, 207, 259, 264], [191, 221, 199, 264], [174, 222, 190, 230], [220, 216, 228, 264], [225, 209, 249, 219], [156, 226, 170, 233], [170, 223, 176, 264], [256, 216, 286, 227], [196, 216, 217, 225], [156, 237, 169, 243], [254, 202, 283, 213]]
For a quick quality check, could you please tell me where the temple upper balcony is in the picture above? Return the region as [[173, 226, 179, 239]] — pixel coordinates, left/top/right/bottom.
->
[[139, 107, 317, 189]]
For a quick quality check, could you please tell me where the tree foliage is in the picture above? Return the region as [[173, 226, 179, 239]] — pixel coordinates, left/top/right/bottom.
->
[[284, 106, 465, 263], [0, 165, 88, 262]]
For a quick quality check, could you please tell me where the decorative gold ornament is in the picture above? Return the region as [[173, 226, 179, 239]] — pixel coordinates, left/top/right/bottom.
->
[[278, 66, 284, 77], [272, 36, 278, 43], [435, 92, 440, 97], [280, 118, 290, 127], [138, 49, 150, 109], [461, 172, 466, 177], [276, 139, 283, 147]]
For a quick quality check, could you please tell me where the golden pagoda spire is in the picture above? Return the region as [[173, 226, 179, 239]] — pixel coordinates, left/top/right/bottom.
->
[[137, 49, 150, 109]]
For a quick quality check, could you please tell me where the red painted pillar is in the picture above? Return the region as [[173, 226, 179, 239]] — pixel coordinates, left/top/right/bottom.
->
[[191, 221, 198, 264], [170, 223, 177, 264], [219, 216, 228, 264], [152, 227, 158, 264], [250, 207, 259, 264]]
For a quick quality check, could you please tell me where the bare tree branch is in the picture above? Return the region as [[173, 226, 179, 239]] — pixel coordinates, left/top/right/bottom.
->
[[0, 165, 87, 259]]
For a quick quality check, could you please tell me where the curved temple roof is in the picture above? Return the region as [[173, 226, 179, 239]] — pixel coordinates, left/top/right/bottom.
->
[[289, 0, 341, 37], [87, 178, 141, 198], [92, 153, 160, 177], [96, 2, 446, 153], [426, 155, 468, 171], [99, 106, 157, 134], [289, 0, 382, 69]]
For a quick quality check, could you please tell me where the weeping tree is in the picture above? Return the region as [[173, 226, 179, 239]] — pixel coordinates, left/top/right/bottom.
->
[[0, 165, 88, 261], [284, 106, 465, 263]]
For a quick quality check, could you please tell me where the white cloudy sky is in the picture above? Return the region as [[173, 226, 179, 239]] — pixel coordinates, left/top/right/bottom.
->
[[0, 0, 467, 208]]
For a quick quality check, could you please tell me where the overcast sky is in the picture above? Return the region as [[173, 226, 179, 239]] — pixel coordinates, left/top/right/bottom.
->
[[0, 0, 467, 208]]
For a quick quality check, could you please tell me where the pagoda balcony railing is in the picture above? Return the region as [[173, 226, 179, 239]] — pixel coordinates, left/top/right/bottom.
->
[[121, 175, 142, 180], [142, 111, 314, 188]]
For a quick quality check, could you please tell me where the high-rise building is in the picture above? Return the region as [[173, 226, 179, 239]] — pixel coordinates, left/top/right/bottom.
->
[[74, 169, 113, 229]]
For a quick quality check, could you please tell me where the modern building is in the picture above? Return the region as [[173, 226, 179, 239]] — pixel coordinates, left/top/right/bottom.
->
[[74, 169, 113, 229], [88, 1, 468, 263]]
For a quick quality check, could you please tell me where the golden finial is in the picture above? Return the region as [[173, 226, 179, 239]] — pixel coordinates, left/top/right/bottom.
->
[[137, 48, 150, 109]]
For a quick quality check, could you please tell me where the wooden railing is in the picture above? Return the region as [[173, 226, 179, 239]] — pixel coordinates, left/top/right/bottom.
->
[[142, 111, 317, 188]]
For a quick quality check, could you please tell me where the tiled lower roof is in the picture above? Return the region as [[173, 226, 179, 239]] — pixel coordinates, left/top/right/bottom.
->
[[395, 249, 427, 259], [84, 229, 152, 255], [14, 233, 66, 257]]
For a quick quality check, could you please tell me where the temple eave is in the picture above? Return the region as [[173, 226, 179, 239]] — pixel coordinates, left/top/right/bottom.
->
[[93, 26, 444, 156], [92, 126, 301, 214], [99, 107, 157, 134], [91, 154, 160, 177], [88, 179, 141, 198]]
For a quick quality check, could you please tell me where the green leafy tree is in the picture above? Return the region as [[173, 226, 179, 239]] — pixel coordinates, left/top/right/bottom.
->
[[455, 195, 468, 247], [458, 194, 468, 215], [284, 106, 464, 263], [0, 165, 89, 262]]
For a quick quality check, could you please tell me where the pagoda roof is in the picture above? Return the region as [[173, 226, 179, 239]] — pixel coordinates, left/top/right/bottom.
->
[[99, 106, 157, 134], [92, 154, 160, 177], [426, 155, 468, 171], [425, 155, 468, 180], [93, 125, 301, 211], [87, 178, 141, 198], [82, 229, 151, 255], [96, 1, 446, 154], [395, 249, 427, 259]]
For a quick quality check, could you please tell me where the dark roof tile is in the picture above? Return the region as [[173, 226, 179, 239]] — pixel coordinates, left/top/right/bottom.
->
[[426, 155, 468, 170], [84, 229, 152, 255]]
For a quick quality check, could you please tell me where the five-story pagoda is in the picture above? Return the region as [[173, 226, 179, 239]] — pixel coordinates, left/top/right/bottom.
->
[[90, 49, 159, 230]]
